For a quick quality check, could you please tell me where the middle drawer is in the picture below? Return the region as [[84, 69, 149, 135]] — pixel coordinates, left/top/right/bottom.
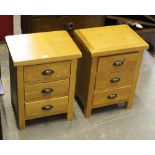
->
[[95, 70, 134, 91], [24, 79, 69, 101]]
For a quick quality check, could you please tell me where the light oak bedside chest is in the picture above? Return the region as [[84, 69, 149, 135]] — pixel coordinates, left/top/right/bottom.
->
[[74, 25, 149, 117], [6, 31, 81, 129]]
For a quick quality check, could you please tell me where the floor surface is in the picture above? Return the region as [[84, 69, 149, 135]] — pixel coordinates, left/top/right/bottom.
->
[[0, 16, 155, 140]]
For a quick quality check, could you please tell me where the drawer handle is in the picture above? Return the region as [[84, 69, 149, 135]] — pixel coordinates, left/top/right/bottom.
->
[[107, 94, 117, 99], [64, 23, 75, 30], [42, 88, 53, 94], [42, 69, 54, 75], [110, 77, 120, 83], [113, 60, 124, 66], [42, 105, 53, 111]]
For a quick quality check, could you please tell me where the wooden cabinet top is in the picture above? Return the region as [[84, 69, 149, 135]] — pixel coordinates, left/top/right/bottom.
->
[[74, 25, 149, 57], [6, 31, 81, 66]]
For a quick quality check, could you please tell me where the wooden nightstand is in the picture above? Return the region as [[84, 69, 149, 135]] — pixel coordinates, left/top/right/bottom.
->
[[74, 25, 149, 117], [6, 31, 81, 129]]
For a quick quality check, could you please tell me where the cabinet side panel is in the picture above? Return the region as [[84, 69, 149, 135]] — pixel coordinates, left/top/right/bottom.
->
[[127, 50, 144, 108], [73, 36, 92, 105], [9, 53, 18, 112]]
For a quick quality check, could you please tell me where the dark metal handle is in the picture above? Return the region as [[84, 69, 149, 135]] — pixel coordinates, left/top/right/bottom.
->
[[107, 94, 117, 99], [64, 23, 75, 30], [41, 88, 53, 94], [42, 105, 53, 111], [113, 60, 124, 66], [42, 69, 54, 75], [110, 77, 120, 83]]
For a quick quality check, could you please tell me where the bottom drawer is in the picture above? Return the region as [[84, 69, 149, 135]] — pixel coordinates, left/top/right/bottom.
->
[[25, 96, 68, 120], [93, 87, 131, 107]]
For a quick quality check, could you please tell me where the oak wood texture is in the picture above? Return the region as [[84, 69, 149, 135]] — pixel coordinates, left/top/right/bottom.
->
[[97, 52, 139, 73], [24, 79, 69, 101], [7, 30, 81, 129], [95, 71, 134, 91], [93, 86, 131, 107], [74, 35, 98, 117], [9, 54, 18, 112], [75, 42, 93, 105], [84, 57, 98, 117], [104, 15, 155, 56], [67, 60, 77, 120], [127, 50, 144, 108], [25, 96, 68, 120], [74, 25, 148, 57], [6, 31, 81, 66], [24, 61, 70, 83], [17, 66, 25, 129], [74, 25, 149, 117]]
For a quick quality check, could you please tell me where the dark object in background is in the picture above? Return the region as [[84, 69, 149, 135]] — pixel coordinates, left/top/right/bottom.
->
[[137, 29, 155, 56], [21, 15, 104, 38], [104, 15, 155, 56], [0, 15, 13, 42]]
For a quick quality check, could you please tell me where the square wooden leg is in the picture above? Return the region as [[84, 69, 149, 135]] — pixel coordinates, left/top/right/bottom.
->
[[17, 67, 26, 129], [84, 106, 92, 117], [67, 60, 77, 121], [19, 119, 25, 129]]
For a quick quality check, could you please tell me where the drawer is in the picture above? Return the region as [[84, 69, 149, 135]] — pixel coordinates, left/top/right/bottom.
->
[[25, 79, 69, 101], [95, 71, 134, 91], [25, 96, 68, 120], [24, 61, 70, 83], [93, 87, 131, 107], [97, 52, 139, 74]]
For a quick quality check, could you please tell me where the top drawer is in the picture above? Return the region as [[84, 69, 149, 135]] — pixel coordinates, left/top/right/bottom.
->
[[24, 61, 70, 83], [97, 52, 139, 74]]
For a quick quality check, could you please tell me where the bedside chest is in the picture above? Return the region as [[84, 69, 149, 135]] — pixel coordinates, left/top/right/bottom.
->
[[74, 25, 149, 117], [6, 31, 81, 129]]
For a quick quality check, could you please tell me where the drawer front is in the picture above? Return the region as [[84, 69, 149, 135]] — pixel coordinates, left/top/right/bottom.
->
[[95, 71, 134, 91], [24, 61, 70, 83], [93, 87, 131, 107], [25, 79, 69, 101], [25, 96, 68, 120], [97, 52, 139, 74]]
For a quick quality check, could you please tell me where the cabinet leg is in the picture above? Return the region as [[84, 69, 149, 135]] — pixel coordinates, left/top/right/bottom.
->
[[19, 119, 25, 129], [84, 106, 92, 117], [67, 110, 73, 121], [126, 100, 133, 109], [126, 97, 134, 109]]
